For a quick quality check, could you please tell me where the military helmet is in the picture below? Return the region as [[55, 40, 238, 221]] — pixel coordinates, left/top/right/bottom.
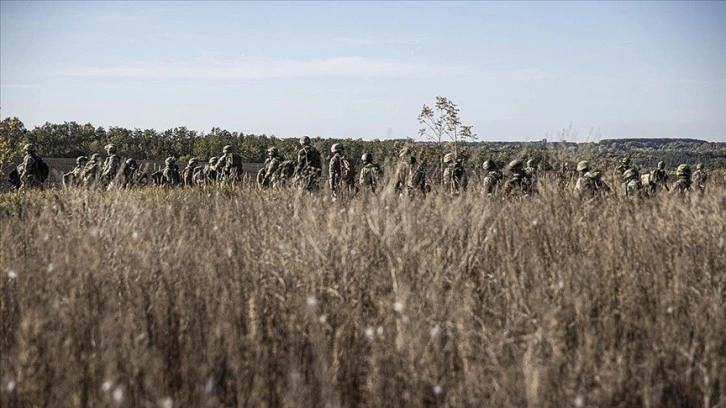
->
[[696, 163, 703, 170], [222, 145, 232, 154], [676, 164, 691, 177], [399, 147, 411, 157], [299, 136, 311, 146], [331, 143, 343, 153], [23, 143, 36, 153], [621, 157, 631, 165], [443, 153, 454, 164], [105, 144, 118, 154], [76, 156, 89, 164], [526, 159, 536, 167], [482, 160, 496, 170], [508, 159, 523, 170], [90, 153, 101, 161], [209, 156, 218, 164], [165, 156, 176, 165], [658, 161, 665, 169], [361, 153, 373, 163], [623, 168, 637, 180], [188, 158, 199, 165], [576, 160, 589, 172], [125, 158, 137, 165], [267, 147, 278, 156]]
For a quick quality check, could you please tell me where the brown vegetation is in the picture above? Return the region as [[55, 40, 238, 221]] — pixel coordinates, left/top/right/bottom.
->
[[1, 180, 725, 407]]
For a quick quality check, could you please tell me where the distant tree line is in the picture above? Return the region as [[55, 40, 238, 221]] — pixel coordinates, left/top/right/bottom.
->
[[2, 117, 725, 173]]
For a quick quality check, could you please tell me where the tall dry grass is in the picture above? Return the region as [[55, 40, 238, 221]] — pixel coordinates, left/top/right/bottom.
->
[[1, 179, 725, 407]]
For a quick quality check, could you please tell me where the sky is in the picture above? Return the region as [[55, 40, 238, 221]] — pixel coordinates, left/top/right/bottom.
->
[[1, 1, 725, 142]]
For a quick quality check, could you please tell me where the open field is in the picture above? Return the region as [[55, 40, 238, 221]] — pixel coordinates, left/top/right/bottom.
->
[[1, 181, 725, 407]]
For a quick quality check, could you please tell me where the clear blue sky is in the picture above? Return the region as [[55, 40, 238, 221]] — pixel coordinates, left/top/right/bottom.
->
[[2, 1, 725, 142]]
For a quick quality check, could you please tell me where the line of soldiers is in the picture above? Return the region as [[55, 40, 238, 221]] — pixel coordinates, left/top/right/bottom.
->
[[8, 141, 711, 199]]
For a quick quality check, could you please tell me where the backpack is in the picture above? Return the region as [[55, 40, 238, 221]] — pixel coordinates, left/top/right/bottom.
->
[[37, 158, 50, 183], [306, 146, 322, 169], [341, 156, 355, 184]]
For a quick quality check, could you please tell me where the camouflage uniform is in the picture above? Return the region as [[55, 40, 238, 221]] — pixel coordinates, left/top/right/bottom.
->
[[120, 158, 147, 188], [81, 154, 103, 188], [442, 153, 468, 196], [621, 168, 643, 198], [394, 148, 426, 197], [202, 157, 219, 184], [650, 161, 669, 193], [101, 144, 122, 187], [63, 156, 88, 188], [503, 160, 533, 196], [615, 157, 632, 180], [481, 160, 503, 197], [670, 164, 692, 195], [328, 143, 356, 198], [691, 164, 708, 194], [574, 161, 611, 199], [258, 147, 283, 189], [215, 145, 244, 184], [162, 157, 181, 186], [17, 144, 46, 190], [358, 153, 383, 193], [182, 158, 203, 187], [294, 136, 322, 192]]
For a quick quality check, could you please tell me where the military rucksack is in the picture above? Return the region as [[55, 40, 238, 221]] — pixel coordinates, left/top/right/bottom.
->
[[341, 156, 355, 184], [229, 153, 243, 167], [37, 158, 50, 182], [305, 146, 322, 169]]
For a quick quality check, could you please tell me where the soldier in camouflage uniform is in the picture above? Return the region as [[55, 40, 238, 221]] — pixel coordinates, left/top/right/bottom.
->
[[481, 160, 503, 197], [162, 157, 181, 186], [17, 143, 47, 190], [650, 161, 669, 193], [294, 136, 322, 192], [214, 145, 244, 184], [63, 156, 88, 188], [120, 158, 147, 188], [101, 144, 122, 188], [621, 168, 643, 198], [502, 159, 533, 196], [182, 158, 203, 187], [670, 164, 692, 195], [442, 153, 468, 196], [202, 157, 219, 184], [328, 143, 356, 198], [615, 157, 632, 180], [358, 153, 383, 193], [258, 147, 283, 189], [81, 153, 103, 188], [574, 161, 611, 199], [691, 163, 708, 194], [394, 147, 426, 197]]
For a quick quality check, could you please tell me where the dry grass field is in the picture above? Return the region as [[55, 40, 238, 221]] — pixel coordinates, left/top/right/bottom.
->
[[1, 178, 725, 407]]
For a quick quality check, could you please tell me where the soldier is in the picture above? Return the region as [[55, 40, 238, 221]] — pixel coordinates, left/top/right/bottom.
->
[[215, 145, 244, 184], [651, 161, 669, 193], [17, 143, 49, 190], [120, 158, 147, 188], [524, 159, 537, 178], [162, 156, 181, 186], [81, 153, 103, 188], [615, 157, 632, 178], [691, 163, 708, 194], [358, 153, 383, 193], [63, 156, 88, 188], [294, 136, 322, 192], [621, 168, 643, 198], [670, 164, 692, 195], [328, 143, 356, 198], [574, 160, 611, 199], [481, 160, 503, 197], [258, 147, 283, 189], [182, 158, 203, 187], [202, 157, 219, 184], [101, 144, 122, 187], [502, 159, 533, 196], [442, 153, 467, 196], [394, 147, 426, 197]]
